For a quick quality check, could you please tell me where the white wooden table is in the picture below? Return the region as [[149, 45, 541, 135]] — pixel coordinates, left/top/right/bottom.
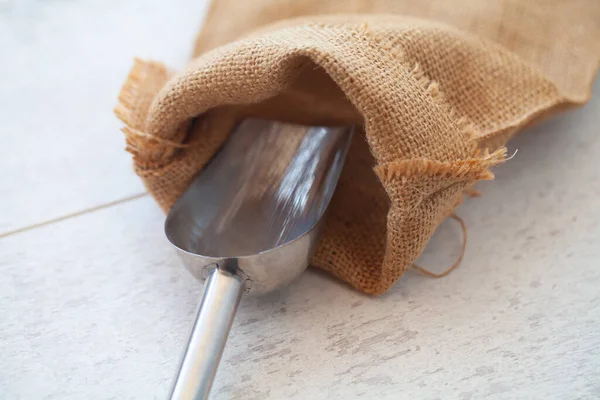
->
[[2, 2, 599, 399]]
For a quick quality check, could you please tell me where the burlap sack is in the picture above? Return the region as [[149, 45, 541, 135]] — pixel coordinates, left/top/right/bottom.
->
[[115, 0, 600, 294]]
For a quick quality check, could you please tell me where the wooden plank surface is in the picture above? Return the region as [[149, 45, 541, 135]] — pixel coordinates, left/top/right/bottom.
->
[[0, 0, 209, 233], [2, 1, 599, 398], [1, 77, 599, 399]]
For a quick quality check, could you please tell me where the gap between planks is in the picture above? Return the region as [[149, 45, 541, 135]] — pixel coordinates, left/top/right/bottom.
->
[[0, 192, 149, 239]]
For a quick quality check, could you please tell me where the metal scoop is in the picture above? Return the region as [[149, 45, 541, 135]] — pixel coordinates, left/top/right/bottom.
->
[[165, 118, 353, 399]]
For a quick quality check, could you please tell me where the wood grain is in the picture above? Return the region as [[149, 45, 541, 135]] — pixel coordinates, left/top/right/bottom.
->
[[1, 77, 599, 399], [0, 0, 209, 233], [1, 1, 599, 397]]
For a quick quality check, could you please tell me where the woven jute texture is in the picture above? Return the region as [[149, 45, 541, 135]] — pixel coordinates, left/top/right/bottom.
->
[[115, 0, 600, 294]]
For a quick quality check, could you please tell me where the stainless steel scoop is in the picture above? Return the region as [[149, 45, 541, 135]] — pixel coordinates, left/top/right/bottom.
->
[[165, 118, 353, 399]]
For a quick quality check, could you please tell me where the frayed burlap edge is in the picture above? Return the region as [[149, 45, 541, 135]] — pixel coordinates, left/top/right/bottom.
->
[[114, 16, 593, 294]]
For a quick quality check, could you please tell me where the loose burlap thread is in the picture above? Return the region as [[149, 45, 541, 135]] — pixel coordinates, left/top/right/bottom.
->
[[115, 0, 600, 294]]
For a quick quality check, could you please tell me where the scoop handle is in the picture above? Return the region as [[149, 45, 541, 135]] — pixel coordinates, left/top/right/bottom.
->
[[169, 268, 244, 400]]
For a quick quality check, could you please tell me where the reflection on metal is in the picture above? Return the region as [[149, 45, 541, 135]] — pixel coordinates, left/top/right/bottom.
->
[[165, 119, 354, 399]]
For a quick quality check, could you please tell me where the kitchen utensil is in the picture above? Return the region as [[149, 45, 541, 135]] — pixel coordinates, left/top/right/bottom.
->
[[165, 118, 353, 399]]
